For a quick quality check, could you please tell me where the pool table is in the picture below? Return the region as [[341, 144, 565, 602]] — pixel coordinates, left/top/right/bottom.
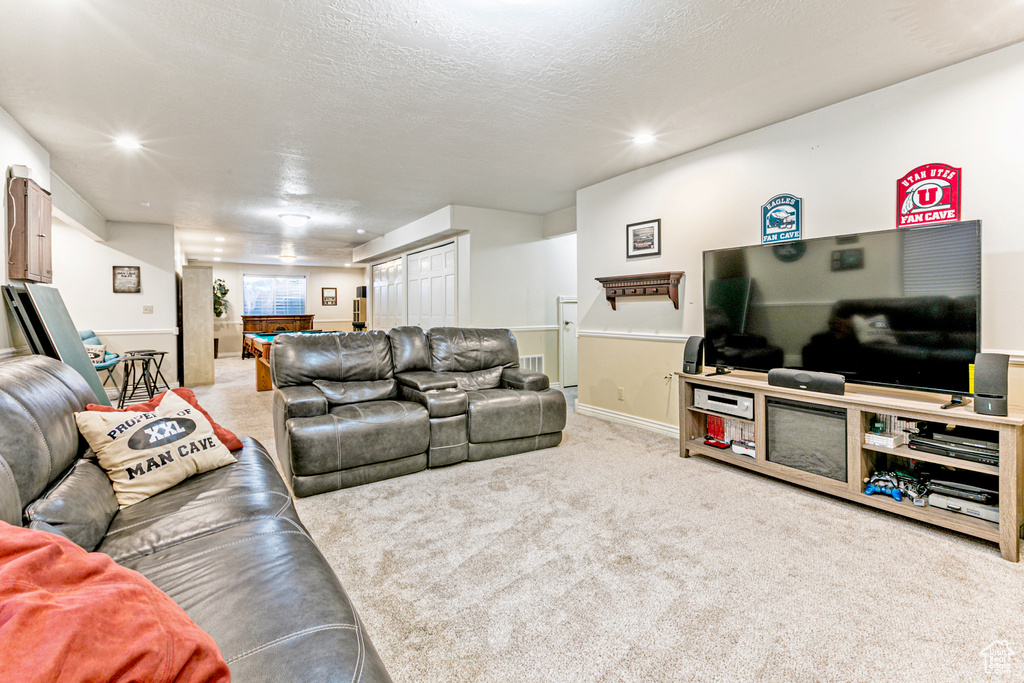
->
[[243, 330, 329, 391]]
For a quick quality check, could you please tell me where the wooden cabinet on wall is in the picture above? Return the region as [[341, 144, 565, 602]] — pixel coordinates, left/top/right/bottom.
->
[[6, 177, 52, 283], [241, 314, 315, 333]]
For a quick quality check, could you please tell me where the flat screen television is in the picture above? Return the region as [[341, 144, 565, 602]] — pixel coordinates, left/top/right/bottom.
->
[[702, 220, 981, 397]]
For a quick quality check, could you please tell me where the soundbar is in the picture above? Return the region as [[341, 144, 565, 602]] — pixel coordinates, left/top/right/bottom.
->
[[767, 368, 845, 395]]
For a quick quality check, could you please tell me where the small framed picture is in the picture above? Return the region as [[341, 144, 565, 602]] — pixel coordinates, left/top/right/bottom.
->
[[322, 287, 337, 306], [112, 266, 141, 293], [626, 219, 661, 258]]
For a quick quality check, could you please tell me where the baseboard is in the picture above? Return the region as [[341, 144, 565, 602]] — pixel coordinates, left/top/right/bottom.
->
[[576, 403, 679, 438]]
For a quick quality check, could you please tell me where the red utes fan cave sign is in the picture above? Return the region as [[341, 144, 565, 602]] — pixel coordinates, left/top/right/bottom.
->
[[897, 163, 961, 227]]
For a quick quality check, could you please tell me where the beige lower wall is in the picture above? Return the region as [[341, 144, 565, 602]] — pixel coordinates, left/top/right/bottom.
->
[[510, 329, 560, 384], [578, 336, 682, 429], [1010, 362, 1024, 410]]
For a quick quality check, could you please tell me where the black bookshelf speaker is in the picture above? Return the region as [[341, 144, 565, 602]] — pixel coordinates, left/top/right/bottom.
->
[[355, 285, 367, 298], [974, 352, 1009, 416], [767, 368, 845, 395], [682, 335, 704, 374]]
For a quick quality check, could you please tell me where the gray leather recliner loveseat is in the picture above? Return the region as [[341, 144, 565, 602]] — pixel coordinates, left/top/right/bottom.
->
[[272, 327, 567, 497]]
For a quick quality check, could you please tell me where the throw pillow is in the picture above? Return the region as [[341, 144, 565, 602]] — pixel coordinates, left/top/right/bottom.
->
[[75, 392, 237, 508], [84, 343, 106, 363], [851, 314, 898, 345], [0, 521, 230, 683], [24, 457, 118, 552], [86, 387, 244, 451]]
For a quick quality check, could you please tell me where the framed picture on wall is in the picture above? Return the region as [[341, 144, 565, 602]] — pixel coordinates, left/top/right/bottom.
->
[[322, 287, 337, 306], [626, 219, 661, 258], [112, 266, 141, 293]]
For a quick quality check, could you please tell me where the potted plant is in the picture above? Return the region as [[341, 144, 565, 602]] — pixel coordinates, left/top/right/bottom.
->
[[213, 279, 229, 358]]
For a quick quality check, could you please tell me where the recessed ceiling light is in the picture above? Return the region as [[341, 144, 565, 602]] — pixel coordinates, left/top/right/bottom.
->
[[632, 133, 656, 144], [114, 136, 143, 150], [345, 263, 351, 267], [215, 237, 226, 242], [356, 229, 366, 235], [279, 214, 310, 227], [140, 201, 150, 207], [214, 248, 223, 253], [213, 257, 221, 262]]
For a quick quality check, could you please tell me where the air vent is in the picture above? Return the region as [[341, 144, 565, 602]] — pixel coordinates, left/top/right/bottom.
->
[[519, 354, 544, 373]]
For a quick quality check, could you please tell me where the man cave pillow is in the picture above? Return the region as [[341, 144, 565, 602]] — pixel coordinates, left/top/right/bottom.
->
[[851, 313, 898, 346], [84, 344, 106, 363], [74, 392, 236, 508]]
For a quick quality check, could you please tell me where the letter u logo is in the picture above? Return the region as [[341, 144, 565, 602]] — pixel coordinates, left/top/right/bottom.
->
[[916, 186, 939, 206]]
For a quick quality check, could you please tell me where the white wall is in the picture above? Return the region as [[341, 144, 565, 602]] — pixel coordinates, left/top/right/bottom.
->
[[577, 40, 1024, 422], [0, 105, 51, 356], [51, 220, 179, 378], [457, 206, 577, 328], [192, 260, 367, 354]]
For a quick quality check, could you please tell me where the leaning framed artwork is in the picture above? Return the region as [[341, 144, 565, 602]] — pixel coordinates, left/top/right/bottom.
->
[[321, 287, 337, 306], [626, 219, 661, 258], [112, 266, 141, 293]]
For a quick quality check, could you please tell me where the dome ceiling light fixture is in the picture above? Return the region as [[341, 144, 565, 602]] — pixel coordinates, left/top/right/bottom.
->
[[279, 213, 310, 227]]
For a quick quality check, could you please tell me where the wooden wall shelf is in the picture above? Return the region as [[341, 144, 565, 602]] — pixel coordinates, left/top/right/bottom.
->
[[595, 272, 683, 310]]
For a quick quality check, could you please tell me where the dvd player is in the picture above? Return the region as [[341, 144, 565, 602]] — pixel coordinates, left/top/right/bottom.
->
[[932, 431, 998, 451], [693, 386, 754, 420], [908, 436, 998, 466], [929, 480, 998, 505]]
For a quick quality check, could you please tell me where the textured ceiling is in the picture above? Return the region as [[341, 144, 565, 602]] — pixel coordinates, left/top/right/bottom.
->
[[2, 0, 1023, 266]]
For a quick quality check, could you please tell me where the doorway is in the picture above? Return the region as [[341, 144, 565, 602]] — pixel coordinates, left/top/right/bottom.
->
[[558, 297, 577, 388], [407, 241, 456, 329], [371, 258, 403, 330]]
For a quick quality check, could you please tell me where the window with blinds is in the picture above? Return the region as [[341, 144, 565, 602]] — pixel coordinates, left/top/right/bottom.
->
[[901, 222, 980, 297], [242, 275, 307, 315]]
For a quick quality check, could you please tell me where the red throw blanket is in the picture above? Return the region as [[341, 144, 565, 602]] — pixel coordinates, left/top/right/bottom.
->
[[0, 522, 230, 682]]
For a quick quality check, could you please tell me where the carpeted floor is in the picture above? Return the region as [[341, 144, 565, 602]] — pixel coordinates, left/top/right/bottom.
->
[[195, 356, 1024, 682]]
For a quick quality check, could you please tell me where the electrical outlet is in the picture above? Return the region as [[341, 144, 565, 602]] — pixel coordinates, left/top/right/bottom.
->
[[142, 305, 154, 314], [617, 387, 624, 401]]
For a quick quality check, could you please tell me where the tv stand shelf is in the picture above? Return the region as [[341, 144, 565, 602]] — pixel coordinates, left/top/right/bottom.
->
[[677, 371, 1024, 561]]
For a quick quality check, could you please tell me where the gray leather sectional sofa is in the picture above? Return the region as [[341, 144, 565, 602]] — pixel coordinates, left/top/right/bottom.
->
[[272, 326, 567, 497], [0, 355, 391, 682]]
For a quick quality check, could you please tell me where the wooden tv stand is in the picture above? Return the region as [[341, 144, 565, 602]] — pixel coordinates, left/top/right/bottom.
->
[[677, 371, 1024, 561]]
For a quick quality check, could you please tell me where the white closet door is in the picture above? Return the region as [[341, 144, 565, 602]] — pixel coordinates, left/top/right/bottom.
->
[[372, 257, 403, 330], [407, 242, 456, 329]]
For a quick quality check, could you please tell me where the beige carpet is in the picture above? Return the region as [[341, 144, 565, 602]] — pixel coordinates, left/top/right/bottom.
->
[[195, 357, 1024, 682]]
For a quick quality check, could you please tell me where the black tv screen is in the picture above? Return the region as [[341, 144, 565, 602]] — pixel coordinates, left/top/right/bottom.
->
[[702, 220, 981, 396]]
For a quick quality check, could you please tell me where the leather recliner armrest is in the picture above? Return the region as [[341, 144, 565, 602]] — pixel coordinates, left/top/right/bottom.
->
[[398, 384, 467, 418], [272, 385, 328, 487], [501, 368, 550, 391], [274, 385, 328, 420], [395, 372, 458, 392]]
